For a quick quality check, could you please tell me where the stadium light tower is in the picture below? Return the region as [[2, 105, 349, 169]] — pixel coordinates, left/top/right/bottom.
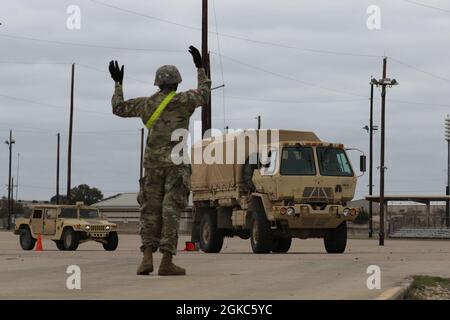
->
[[445, 115, 450, 228]]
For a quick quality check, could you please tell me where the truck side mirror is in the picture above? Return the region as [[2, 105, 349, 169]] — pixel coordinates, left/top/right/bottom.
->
[[360, 155, 366, 172]]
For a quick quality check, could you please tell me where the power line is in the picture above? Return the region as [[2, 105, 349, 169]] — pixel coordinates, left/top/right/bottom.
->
[[212, 0, 226, 130], [0, 93, 111, 116], [213, 94, 367, 105], [214, 52, 366, 98], [77, 63, 150, 84], [390, 98, 450, 108], [402, 0, 450, 13], [89, 0, 382, 58], [389, 56, 450, 83], [0, 33, 184, 53], [0, 127, 140, 135], [0, 61, 151, 84], [17, 184, 137, 194], [0, 61, 71, 65]]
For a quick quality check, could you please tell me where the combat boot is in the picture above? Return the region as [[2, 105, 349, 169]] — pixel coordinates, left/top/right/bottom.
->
[[158, 252, 186, 276], [137, 247, 154, 275]]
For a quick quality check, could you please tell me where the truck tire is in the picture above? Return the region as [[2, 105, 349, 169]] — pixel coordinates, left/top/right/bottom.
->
[[54, 240, 65, 251], [191, 223, 201, 243], [103, 232, 119, 251], [19, 227, 36, 251], [199, 213, 224, 253], [272, 236, 292, 253], [250, 211, 273, 253], [62, 228, 79, 251], [324, 221, 347, 254]]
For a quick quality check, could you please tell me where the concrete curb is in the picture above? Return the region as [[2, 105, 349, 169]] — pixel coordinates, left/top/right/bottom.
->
[[375, 278, 413, 300]]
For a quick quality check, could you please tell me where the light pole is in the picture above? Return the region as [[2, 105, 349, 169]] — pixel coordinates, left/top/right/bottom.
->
[[371, 57, 399, 246], [445, 115, 450, 228], [4, 130, 15, 230], [364, 82, 379, 238]]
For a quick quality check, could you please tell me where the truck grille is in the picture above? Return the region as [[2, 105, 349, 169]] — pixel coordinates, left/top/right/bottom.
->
[[89, 225, 106, 232], [302, 187, 334, 203]]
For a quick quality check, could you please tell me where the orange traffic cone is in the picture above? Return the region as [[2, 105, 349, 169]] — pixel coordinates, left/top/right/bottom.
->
[[36, 234, 43, 251]]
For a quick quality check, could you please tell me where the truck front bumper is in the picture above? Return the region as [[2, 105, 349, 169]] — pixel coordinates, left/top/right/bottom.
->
[[271, 204, 359, 229]]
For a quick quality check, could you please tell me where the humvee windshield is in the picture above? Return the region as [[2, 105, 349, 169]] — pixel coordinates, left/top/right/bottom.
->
[[79, 209, 99, 219], [280, 146, 316, 175], [59, 208, 77, 218], [316, 147, 353, 177]]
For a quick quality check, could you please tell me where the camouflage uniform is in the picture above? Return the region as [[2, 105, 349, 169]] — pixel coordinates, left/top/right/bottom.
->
[[112, 67, 211, 255]]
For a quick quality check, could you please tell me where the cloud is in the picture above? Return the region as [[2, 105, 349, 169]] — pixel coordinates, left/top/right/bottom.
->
[[1, 0, 449, 201]]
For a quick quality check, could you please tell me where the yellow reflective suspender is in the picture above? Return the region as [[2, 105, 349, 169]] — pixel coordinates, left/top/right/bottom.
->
[[145, 91, 177, 129]]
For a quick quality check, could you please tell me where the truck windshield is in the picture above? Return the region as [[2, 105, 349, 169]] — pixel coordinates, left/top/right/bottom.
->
[[316, 147, 353, 177], [280, 146, 316, 175], [79, 209, 99, 219], [59, 208, 77, 218]]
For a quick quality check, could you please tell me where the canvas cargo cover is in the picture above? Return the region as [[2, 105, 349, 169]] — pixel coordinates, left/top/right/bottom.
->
[[190, 130, 320, 191]]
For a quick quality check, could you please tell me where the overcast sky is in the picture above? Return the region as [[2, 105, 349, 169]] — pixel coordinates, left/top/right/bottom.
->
[[1, 0, 450, 201]]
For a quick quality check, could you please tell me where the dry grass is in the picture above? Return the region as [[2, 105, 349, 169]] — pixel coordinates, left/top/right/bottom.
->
[[405, 275, 450, 300]]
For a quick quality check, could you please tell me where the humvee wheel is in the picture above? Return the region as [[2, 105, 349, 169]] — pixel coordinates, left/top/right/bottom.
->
[[199, 213, 224, 253], [250, 211, 273, 254], [324, 221, 347, 254], [103, 232, 119, 251], [272, 236, 292, 253], [54, 240, 65, 251], [19, 228, 36, 251], [62, 228, 79, 251]]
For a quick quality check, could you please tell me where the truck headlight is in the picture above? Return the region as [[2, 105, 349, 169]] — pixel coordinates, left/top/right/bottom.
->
[[286, 207, 295, 216], [343, 208, 351, 217], [85, 225, 90, 230], [106, 225, 110, 231]]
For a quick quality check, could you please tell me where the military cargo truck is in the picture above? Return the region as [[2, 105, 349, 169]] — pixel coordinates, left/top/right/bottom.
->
[[14, 203, 118, 251], [190, 130, 363, 254]]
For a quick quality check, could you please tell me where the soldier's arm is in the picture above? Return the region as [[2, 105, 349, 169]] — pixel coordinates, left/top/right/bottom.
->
[[112, 83, 146, 118], [178, 68, 211, 112]]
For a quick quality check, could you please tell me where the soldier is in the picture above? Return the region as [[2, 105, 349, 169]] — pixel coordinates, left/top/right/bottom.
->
[[109, 46, 211, 276]]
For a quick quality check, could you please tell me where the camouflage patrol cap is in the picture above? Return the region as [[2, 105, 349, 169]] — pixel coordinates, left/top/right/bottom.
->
[[154, 65, 182, 86]]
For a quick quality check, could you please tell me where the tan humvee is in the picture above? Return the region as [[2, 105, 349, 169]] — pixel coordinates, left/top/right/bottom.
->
[[190, 130, 363, 254], [14, 202, 118, 251]]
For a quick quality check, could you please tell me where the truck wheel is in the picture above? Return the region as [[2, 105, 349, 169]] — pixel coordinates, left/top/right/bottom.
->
[[54, 240, 65, 251], [19, 228, 36, 251], [199, 213, 224, 253], [272, 236, 292, 253], [250, 211, 273, 253], [191, 223, 201, 243], [62, 228, 79, 251], [324, 221, 347, 254], [103, 232, 119, 251]]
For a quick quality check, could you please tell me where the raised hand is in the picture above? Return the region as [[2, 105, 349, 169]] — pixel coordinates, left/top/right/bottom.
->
[[109, 60, 124, 84], [188, 46, 203, 68]]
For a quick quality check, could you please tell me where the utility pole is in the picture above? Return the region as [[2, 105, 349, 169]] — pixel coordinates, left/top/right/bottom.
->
[[67, 63, 75, 202], [445, 116, 450, 227], [56, 133, 60, 205], [16, 152, 20, 202], [368, 82, 374, 238], [201, 0, 212, 137], [11, 177, 14, 221], [379, 58, 387, 246], [256, 115, 261, 130], [4, 130, 15, 230], [371, 57, 399, 246], [140, 128, 144, 180]]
